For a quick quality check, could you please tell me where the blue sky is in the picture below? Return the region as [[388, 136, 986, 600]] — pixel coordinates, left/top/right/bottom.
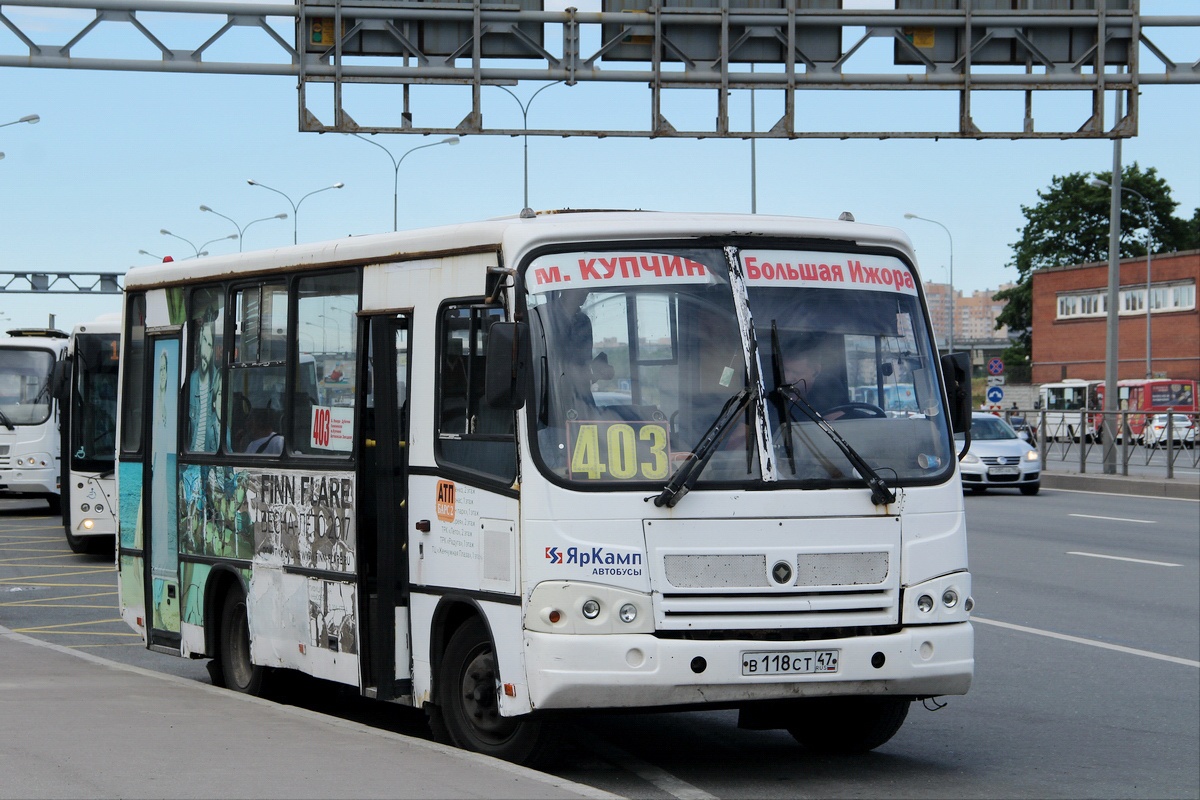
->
[[1, 0, 1196, 332]]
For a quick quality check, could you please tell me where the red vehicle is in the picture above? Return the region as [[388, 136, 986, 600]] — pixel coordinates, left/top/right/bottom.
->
[[1096, 379, 1199, 443]]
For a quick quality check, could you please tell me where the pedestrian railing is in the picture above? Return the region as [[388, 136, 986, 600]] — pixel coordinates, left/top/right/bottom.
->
[[1003, 409, 1199, 479]]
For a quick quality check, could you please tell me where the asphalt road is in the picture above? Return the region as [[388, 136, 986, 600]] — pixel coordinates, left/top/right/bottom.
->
[[2, 488, 1197, 799]]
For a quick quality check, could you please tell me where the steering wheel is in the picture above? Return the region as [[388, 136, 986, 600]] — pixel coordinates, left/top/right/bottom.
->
[[825, 402, 887, 419]]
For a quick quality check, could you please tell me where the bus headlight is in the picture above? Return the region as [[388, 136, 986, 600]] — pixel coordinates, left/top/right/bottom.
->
[[82, 519, 95, 530], [903, 572, 972, 625], [80, 503, 90, 512], [527, 581, 654, 634]]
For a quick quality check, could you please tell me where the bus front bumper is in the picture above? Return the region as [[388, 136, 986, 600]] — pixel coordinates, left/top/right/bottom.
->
[[524, 622, 973, 711]]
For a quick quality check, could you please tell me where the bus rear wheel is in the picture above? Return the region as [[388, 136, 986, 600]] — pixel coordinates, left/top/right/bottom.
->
[[219, 590, 265, 696], [786, 696, 910, 754], [433, 618, 554, 766]]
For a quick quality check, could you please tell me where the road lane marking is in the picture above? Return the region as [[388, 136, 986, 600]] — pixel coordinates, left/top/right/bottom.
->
[[973, 617, 1200, 668], [588, 738, 719, 800], [1068, 551, 1182, 567], [1069, 513, 1156, 524]]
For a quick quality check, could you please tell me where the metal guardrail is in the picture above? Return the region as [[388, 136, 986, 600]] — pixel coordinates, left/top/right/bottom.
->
[[1003, 408, 1199, 480]]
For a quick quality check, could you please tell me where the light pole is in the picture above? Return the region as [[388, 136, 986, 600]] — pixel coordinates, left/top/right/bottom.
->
[[138, 249, 166, 261], [199, 234, 239, 256], [247, 180, 344, 244], [305, 321, 326, 353], [904, 213, 955, 353], [1, 114, 39, 162], [1089, 178, 1155, 379], [160, 229, 201, 259], [200, 205, 288, 251], [346, 135, 459, 231], [0, 114, 38, 129], [495, 81, 563, 217]]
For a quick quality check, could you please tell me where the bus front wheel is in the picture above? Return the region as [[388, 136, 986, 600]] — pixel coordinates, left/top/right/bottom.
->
[[786, 696, 910, 754], [219, 590, 265, 696], [432, 618, 554, 766]]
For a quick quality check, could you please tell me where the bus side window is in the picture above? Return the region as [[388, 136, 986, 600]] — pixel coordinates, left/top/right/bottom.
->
[[435, 304, 516, 483]]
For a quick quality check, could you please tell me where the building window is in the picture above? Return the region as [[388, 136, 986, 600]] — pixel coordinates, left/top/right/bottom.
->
[[1057, 280, 1195, 320]]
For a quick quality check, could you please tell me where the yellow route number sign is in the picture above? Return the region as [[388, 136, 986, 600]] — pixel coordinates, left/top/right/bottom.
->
[[567, 420, 670, 481]]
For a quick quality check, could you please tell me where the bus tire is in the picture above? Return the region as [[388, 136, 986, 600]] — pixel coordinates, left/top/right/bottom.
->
[[45, 494, 61, 516], [64, 529, 91, 554], [786, 696, 910, 754], [219, 589, 265, 696], [435, 618, 554, 767]]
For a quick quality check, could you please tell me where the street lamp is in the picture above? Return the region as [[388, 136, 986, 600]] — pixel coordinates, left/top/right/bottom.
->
[[1089, 177, 1155, 379], [160, 229, 200, 259], [494, 81, 563, 217], [200, 204, 288, 251], [138, 249, 166, 261], [0, 114, 39, 129], [247, 180, 344, 244], [904, 213, 955, 353], [198, 234, 239, 256], [346, 135, 459, 232]]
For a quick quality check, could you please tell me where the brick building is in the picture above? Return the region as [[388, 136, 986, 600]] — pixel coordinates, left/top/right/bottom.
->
[[1031, 249, 1199, 384]]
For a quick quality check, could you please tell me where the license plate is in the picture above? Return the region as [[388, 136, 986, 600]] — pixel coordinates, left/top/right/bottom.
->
[[989, 466, 1019, 476], [741, 649, 839, 676]]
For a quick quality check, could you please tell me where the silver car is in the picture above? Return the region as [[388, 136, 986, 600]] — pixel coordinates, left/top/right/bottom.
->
[[956, 412, 1041, 495]]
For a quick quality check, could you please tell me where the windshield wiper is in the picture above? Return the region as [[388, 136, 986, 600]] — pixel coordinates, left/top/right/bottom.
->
[[775, 385, 897, 507], [652, 387, 752, 509], [0, 406, 14, 431]]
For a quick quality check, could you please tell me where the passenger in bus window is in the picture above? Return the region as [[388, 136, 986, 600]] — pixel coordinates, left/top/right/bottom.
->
[[245, 409, 284, 455]]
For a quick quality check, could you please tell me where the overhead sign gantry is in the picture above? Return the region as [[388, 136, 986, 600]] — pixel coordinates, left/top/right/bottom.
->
[[0, 0, 1196, 139]]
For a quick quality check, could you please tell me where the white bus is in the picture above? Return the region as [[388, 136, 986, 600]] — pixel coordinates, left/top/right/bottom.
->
[[55, 316, 121, 553], [1037, 379, 1102, 441], [116, 211, 975, 764], [0, 328, 68, 514]]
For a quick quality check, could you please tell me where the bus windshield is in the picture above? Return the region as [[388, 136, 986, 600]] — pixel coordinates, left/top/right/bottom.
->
[[70, 332, 120, 470], [525, 245, 953, 490], [0, 347, 56, 426]]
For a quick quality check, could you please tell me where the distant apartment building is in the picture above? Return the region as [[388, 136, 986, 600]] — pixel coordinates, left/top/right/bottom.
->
[[923, 281, 1012, 346], [1030, 249, 1199, 383]]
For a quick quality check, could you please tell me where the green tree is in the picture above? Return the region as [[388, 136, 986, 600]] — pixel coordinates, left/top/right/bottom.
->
[[994, 163, 1194, 365]]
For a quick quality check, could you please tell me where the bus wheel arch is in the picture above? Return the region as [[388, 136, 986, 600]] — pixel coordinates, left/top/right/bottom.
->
[[202, 567, 249, 689], [426, 601, 553, 766]]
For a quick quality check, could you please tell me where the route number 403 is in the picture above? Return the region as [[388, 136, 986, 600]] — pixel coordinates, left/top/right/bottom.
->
[[568, 421, 670, 481]]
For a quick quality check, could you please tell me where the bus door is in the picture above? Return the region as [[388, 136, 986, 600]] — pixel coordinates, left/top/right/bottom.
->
[[145, 335, 182, 649], [360, 314, 412, 699]]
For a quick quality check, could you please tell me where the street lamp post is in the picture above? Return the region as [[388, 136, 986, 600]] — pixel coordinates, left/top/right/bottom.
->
[[160, 229, 200, 259], [495, 82, 563, 217], [201, 204, 288, 251], [904, 213, 955, 353], [346, 135, 459, 232], [1089, 178, 1155, 379], [1, 114, 40, 161], [247, 180, 345, 244], [138, 249, 166, 261]]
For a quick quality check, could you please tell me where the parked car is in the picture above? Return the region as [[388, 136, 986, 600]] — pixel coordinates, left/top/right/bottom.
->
[[1142, 413, 1197, 448], [957, 412, 1041, 495]]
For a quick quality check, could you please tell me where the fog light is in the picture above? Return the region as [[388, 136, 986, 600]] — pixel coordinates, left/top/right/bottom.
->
[[619, 603, 637, 623], [942, 589, 959, 608], [917, 594, 934, 613], [80, 503, 90, 512], [82, 519, 95, 530], [94, 504, 103, 513], [964, 597, 975, 613], [581, 599, 601, 619]]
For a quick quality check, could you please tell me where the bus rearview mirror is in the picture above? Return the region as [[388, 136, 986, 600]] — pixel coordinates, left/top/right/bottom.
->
[[484, 321, 529, 409]]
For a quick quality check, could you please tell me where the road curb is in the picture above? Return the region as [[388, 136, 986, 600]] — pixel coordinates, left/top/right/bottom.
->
[[1041, 471, 1200, 500]]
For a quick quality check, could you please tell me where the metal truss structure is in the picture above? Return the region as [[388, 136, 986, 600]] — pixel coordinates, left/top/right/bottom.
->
[[0, 270, 123, 294], [0, 0, 1197, 141]]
